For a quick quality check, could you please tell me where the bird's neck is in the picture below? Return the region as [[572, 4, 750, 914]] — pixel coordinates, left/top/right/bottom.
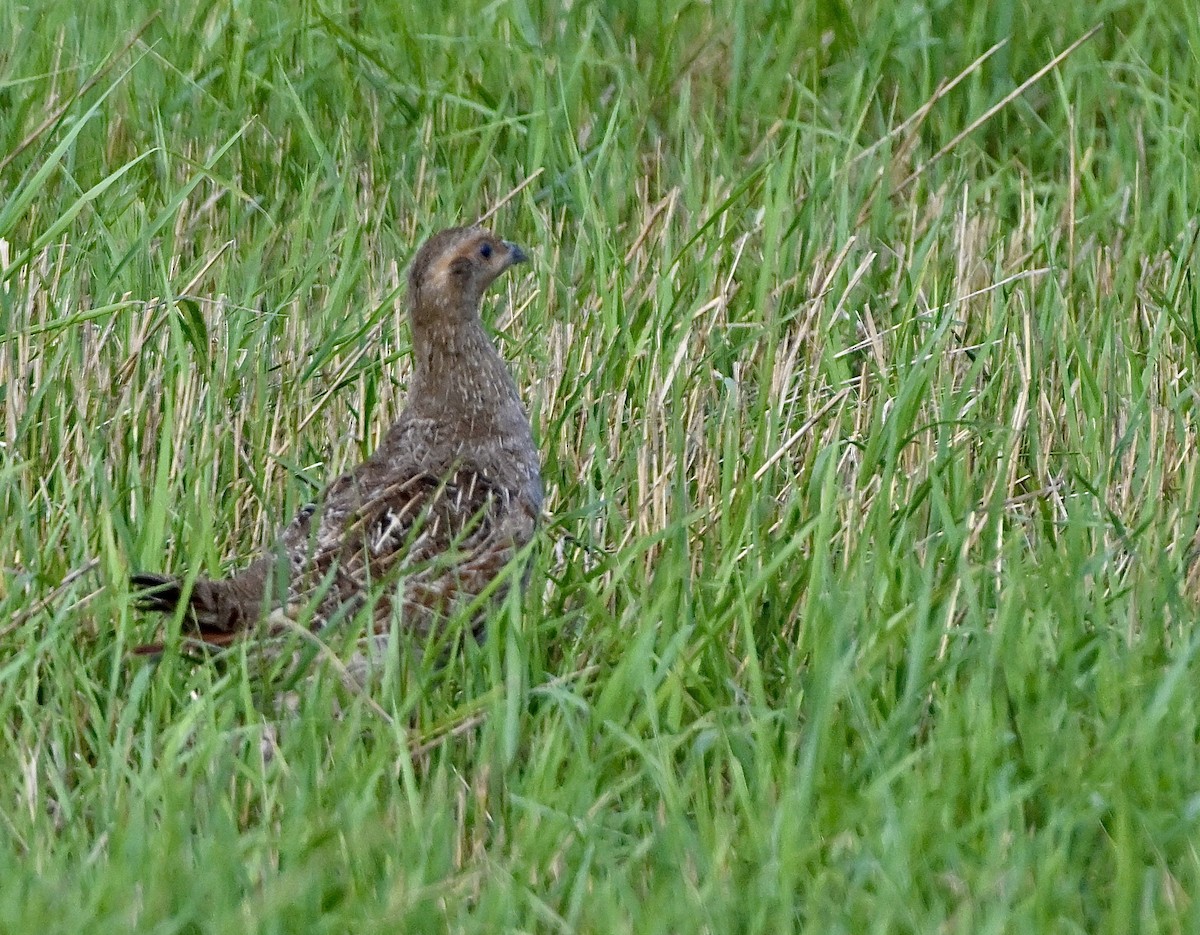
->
[[408, 306, 523, 422]]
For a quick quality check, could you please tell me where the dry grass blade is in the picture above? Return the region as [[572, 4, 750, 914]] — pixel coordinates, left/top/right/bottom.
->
[[0, 16, 159, 176], [1, 557, 100, 641], [266, 611, 396, 725], [753, 387, 853, 483], [896, 24, 1103, 193], [850, 39, 1008, 169], [477, 168, 545, 225]]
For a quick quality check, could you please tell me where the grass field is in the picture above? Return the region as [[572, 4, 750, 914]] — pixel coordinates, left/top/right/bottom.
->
[[3, 0, 1200, 930]]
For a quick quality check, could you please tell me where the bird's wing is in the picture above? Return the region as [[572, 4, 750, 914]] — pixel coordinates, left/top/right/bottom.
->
[[289, 464, 535, 629]]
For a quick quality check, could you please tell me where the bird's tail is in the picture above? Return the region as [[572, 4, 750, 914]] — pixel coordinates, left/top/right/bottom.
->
[[129, 572, 258, 656], [130, 572, 186, 615]]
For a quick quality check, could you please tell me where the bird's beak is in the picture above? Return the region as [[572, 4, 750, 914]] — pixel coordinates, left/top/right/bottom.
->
[[504, 241, 529, 266]]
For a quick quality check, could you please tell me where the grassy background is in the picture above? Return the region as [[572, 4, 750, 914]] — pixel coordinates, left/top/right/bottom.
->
[[3, 0, 1200, 930]]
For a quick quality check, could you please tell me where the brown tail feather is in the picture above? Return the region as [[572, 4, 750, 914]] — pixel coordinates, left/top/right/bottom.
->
[[130, 572, 184, 614], [130, 629, 245, 658], [130, 570, 264, 656]]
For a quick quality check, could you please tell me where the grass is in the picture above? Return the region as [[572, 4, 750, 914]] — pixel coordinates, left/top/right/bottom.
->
[[3, 0, 1200, 930]]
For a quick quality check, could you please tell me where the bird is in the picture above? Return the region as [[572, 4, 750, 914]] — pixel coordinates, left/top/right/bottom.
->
[[131, 226, 543, 664]]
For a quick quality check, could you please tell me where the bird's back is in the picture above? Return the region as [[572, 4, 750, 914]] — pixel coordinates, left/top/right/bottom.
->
[[280, 409, 541, 633]]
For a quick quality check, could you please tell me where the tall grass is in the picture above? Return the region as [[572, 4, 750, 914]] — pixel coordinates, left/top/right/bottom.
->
[[3, 1, 1200, 930]]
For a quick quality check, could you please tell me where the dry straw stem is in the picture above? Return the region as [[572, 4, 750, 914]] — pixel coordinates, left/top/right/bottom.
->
[[896, 24, 1103, 193]]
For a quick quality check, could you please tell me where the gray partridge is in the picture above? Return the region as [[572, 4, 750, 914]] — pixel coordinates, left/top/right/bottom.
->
[[132, 226, 542, 656]]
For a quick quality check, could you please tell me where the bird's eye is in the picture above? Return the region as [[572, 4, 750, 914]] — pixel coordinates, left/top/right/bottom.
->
[[479, 242, 493, 258]]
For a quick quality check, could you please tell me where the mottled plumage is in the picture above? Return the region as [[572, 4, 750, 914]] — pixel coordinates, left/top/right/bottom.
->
[[132, 226, 541, 656]]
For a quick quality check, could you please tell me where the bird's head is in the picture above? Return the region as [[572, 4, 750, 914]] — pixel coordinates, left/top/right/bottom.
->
[[408, 226, 529, 322]]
